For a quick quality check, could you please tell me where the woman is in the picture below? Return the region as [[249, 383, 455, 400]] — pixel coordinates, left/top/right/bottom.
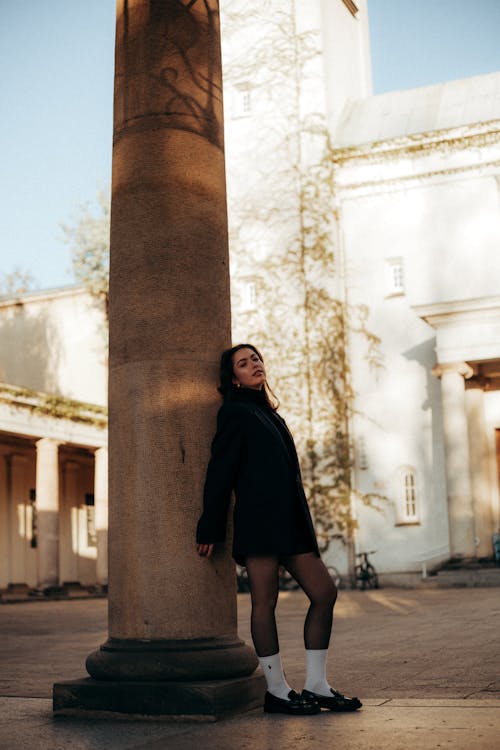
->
[[196, 344, 362, 716]]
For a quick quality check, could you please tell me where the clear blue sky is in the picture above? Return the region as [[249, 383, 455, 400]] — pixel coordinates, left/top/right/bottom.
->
[[1, 0, 500, 292]]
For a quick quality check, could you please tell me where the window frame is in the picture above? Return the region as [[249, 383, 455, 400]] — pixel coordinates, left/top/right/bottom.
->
[[385, 257, 405, 297], [394, 466, 420, 526], [233, 85, 252, 119], [240, 278, 258, 312]]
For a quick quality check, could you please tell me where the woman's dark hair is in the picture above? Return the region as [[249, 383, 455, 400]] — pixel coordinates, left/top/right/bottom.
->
[[218, 343, 279, 410]]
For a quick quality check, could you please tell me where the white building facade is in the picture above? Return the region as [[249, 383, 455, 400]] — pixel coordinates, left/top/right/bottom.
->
[[0, 288, 108, 594], [222, 0, 500, 581], [334, 73, 500, 580]]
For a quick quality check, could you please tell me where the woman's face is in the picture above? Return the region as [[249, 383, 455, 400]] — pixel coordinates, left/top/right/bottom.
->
[[232, 347, 266, 390]]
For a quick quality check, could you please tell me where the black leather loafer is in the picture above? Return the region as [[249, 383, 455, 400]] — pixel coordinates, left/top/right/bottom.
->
[[264, 689, 321, 715], [302, 688, 362, 712]]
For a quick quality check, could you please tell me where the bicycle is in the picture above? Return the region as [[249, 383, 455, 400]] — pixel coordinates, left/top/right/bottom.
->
[[281, 565, 342, 590], [236, 564, 299, 592], [354, 550, 379, 590], [326, 564, 341, 589], [236, 564, 250, 592], [236, 563, 341, 592]]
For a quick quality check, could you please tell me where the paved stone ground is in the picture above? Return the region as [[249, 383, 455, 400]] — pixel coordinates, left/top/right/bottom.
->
[[1, 587, 499, 749]]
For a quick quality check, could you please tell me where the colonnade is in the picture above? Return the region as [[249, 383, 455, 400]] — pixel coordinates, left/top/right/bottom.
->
[[33, 439, 108, 590], [433, 362, 496, 559]]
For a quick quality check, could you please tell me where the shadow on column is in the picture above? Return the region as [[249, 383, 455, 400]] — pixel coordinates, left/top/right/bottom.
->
[[53, 0, 263, 720]]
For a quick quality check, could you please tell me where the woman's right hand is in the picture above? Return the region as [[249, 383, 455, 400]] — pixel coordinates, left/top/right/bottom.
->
[[196, 543, 214, 558]]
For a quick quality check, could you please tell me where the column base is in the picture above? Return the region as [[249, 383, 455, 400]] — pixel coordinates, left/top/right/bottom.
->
[[53, 672, 265, 721], [86, 636, 258, 681]]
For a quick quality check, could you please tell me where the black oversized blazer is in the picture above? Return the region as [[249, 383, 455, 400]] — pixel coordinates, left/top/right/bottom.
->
[[196, 393, 319, 564]]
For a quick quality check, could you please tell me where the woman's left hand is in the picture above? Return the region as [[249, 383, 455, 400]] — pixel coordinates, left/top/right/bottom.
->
[[197, 543, 214, 558]]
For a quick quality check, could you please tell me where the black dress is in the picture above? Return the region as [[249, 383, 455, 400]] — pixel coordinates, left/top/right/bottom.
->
[[196, 387, 319, 565]]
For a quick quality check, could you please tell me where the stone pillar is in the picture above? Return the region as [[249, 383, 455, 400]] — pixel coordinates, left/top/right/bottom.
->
[[5, 454, 35, 587], [59, 461, 80, 584], [36, 438, 60, 590], [433, 362, 476, 558], [54, 0, 262, 719], [465, 380, 495, 557], [94, 446, 108, 587]]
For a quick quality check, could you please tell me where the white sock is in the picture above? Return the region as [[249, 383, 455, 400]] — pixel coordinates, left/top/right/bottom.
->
[[258, 652, 293, 700], [304, 648, 332, 696]]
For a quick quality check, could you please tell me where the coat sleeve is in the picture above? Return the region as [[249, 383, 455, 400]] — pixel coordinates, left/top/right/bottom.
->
[[196, 403, 243, 544]]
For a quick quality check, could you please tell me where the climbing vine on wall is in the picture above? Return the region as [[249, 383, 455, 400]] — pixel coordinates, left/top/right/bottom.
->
[[223, 0, 385, 553]]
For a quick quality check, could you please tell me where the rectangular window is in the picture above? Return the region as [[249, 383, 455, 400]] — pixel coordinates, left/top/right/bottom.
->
[[241, 90, 251, 114], [357, 436, 368, 470], [392, 264, 404, 291], [234, 86, 252, 118], [386, 258, 405, 295], [241, 280, 257, 311]]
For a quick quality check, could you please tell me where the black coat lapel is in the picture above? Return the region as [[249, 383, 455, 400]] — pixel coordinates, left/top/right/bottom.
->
[[252, 408, 296, 469]]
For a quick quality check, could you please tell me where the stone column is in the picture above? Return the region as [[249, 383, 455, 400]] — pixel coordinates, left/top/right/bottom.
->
[[433, 362, 476, 558], [5, 454, 33, 586], [54, 0, 261, 719], [465, 380, 495, 557], [59, 461, 80, 584], [35, 438, 60, 590], [94, 446, 108, 588]]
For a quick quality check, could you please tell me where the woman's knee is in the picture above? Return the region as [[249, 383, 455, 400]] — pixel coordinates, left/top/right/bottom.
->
[[310, 580, 337, 609], [250, 592, 279, 613]]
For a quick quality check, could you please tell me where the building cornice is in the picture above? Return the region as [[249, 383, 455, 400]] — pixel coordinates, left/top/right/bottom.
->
[[332, 118, 500, 195], [413, 297, 500, 367], [331, 120, 500, 198], [335, 157, 500, 198], [332, 120, 500, 166], [0, 383, 107, 429], [413, 296, 500, 327], [0, 285, 89, 310]]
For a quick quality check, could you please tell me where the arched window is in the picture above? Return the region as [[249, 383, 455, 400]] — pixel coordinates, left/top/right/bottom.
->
[[395, 466, 419, 525], [403, 470, 417, 519]]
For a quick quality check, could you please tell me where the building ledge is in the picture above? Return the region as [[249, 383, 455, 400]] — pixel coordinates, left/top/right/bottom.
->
[[0, 383, 107, 428], [413, 295, 500, 323]]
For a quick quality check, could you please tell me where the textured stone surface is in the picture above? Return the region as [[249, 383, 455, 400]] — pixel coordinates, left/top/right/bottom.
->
[[1, 589, 500, 747], [53, 673, 265, 720], [85, 636, 258, 682], [106, 0, 235, 645], [2, 696, 500, 750], [57, 0, 258, 717]]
